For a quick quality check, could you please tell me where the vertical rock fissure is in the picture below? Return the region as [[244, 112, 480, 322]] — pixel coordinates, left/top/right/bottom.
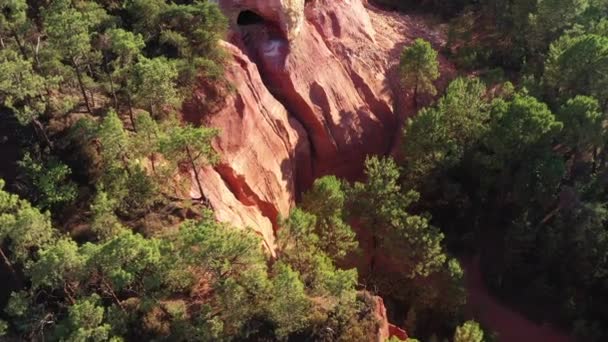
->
[[235, 12, 325, 179], [214, 163, 281, 233]]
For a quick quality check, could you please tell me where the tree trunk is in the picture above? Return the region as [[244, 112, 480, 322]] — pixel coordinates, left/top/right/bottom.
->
[[150, 154, 157, 174], [102, 278, 126, 312], [108, 72, 119, 110], [63, 283, 76, 305], [186, 146, 208, 204], [413, 84, 419, 111], [72, 58, 93, 114], [592, 147, 598, 174], [12, 30, 27, 59], [32, 36, 53, 109], [32, 118, 53, 151], [86, 64, 96, 108], [540, 205, 561, 225], [126, 94, 137, 132], [0, 248, 16, 276], [369, 233, 378, 274]]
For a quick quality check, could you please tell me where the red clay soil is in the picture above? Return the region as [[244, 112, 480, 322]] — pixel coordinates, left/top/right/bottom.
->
[[463, 256, 574, 342]]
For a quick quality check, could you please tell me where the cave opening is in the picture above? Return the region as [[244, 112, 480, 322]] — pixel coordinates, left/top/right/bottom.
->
[[237, 10, 265, 26]]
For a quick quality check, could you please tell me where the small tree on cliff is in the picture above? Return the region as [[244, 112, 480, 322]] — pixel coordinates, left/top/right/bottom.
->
[[400, 38, 440, 110], [160, 123, 219, 204]]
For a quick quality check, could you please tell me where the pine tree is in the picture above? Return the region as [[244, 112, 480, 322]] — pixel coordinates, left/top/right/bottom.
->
[[301, 176, 358, 260], [347, 156, 446, 278], [160, 123, 219, 203], [400, 38, 440, 109]]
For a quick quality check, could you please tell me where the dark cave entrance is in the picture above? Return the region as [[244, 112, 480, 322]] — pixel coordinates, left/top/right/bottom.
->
[[237, 10, 265, 26]]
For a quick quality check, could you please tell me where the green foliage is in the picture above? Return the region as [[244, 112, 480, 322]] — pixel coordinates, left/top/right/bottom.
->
[[4, 291, 29, 318], [402, 77, 489, 186], [90, 190, 123, 240], [0, 179, 55, 264], [44, 0, 96, 61], [174, 212, 266, 282], [0, 49, 48, 124], [348, 156, 446, 278], [454, 320, 484, 342], [95, 110, 162, 216], [400, 38, 440, 106], [8, 0, 608, 340], [557, 95, 605, 159], [481, 94, 562, 167], [85, 229, 164, 292], [27, 237, 85, 290], [98, 110, 130, 171], [0, 319, 7, 336], [106, 28, 145, 65], [53, 295, 112, 341], [160, 1, 227, 59], [160, 123, 219, 166], [545, 34, 608, 107], [301, 176, 357, 260], [527, 0, 590, 54], [268, 262, 311, 339], [130, 111, 161, 161], [159, 122, 219, 200], [130, 57, 180, 117], [278, 208, 319, 275], [0, 0, 27, 35], [475, 94, 565, 207], [18, 152, 78, 209], [277, 207, 358, 300]]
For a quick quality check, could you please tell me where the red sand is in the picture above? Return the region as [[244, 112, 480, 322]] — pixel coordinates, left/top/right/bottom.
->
[[464, 257, 573, 342]]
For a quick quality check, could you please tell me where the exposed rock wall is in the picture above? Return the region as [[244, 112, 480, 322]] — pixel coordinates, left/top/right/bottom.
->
[[183, 42, 311, 253], [236, 0, 398, 179], [180, 0, 456, 338], [186, 0, 454, 257], [374, 295, 409, 341], [184, 0, 406, 251], [217, 0, 306, 39]]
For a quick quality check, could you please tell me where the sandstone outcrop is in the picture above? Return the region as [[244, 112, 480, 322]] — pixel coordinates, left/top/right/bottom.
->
[[234, 0, 398, 179], [187, 0, 454, 257], [216, 0, 306, 39], [183, 42, 311, 252], [181, 0, 456, 338], [374, 295, 409, 341]]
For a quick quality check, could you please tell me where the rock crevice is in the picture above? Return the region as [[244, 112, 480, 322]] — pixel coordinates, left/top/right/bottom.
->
[[189, 0, 455, 257], [186, 0, 402, 251]]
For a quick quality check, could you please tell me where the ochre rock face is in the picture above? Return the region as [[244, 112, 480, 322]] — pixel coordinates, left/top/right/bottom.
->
[[186, 0, 454, 252], [183, 0, 406, 252], [183, 41, 311, 253], [372, 294, 409, 341], [236, 0, 396, 179], [374, 295, 391, 342], [216, 0, 306, 39]]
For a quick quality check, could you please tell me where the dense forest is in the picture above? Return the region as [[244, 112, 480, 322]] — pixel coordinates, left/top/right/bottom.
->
[[1, 0, 608, 341]]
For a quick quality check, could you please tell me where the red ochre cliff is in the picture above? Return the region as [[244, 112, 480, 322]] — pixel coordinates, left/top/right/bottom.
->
[[183, 0, 454, 252], [182, 1, 454, 339]]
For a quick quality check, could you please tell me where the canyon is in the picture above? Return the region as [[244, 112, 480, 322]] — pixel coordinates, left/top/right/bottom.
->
[[187, 0, 453, 253], [183, 2, 577, 341], [182, 1, 452, 339]]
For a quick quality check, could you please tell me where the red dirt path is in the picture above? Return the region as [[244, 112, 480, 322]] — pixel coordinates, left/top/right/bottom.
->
[[463, 257, 574, 342]]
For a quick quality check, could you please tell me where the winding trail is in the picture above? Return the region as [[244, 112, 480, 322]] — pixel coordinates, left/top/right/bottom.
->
[[463, 257, 574, 342]]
